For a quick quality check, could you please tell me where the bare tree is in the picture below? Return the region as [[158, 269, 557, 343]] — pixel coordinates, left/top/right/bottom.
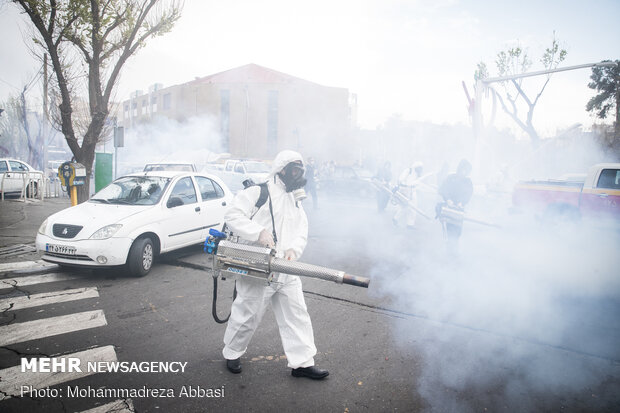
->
[[475, 34, 567, 146], [0, 84, 51, 169], [0, 96, 30, 158], [11, 0, 182, 202]]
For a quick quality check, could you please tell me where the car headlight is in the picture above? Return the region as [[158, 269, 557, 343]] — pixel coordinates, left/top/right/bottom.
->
[[90, 224, 123, 240], [38, 219, 48, 235]]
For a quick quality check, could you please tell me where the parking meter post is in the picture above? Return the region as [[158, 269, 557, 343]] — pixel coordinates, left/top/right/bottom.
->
[[59, 161, 86, 206], [70, 185, 78, 206]]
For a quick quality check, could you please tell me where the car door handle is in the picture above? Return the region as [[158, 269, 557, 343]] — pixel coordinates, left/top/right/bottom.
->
[[221, 201, 227, 206], [598, 193, 609, 198], [195, 206, 201, 212]]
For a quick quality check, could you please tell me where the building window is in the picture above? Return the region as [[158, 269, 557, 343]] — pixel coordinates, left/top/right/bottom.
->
[[142, 99, 148, 116], [220, 89, 230, 152], [267, 90, 279, 153], [132, 101, 137, 117], [151, 95, 158, 113], [163, 93, 171, 110], [124, 103, 129, 118]]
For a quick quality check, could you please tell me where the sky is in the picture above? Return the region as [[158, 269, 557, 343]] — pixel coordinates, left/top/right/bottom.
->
[[1, 0, 619, 137]]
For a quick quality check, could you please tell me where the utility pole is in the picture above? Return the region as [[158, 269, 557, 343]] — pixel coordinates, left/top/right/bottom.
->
[[43, 54, 48, 120], [43, 53, 49, 176]]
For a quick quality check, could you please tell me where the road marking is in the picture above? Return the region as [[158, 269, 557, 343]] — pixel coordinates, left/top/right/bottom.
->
[[0, 260, 44, 272], [0, 345, 118, 400], [0, 310, 107, 347], [0, 244, 36, 258], [0, 272, 81, 290], [0, 287, 99, 311], [79, 399, 135, 413]]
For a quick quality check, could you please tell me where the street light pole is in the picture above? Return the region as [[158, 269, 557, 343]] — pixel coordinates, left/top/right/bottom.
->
[[480, 61, 617, 85], [471, 61, 615, 178]]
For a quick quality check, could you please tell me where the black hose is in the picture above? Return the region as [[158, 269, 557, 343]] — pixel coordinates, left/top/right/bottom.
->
[[212, 276, 237, 324]]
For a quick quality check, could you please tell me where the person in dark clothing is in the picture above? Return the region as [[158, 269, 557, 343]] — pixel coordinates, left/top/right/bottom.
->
[[375, 161, 392, 212], [437, 159, 473, 247], [305, 157, 318, 209]]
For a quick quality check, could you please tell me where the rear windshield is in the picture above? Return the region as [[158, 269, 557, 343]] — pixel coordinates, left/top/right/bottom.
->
[[144, 164, 195, 172]]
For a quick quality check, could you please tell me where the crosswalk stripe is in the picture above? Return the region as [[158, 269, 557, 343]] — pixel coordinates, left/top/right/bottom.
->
[[0, 345, 118, 400], [0, 260, 38, 272], [0, 310, 107, 347], [78, 398, 135, 413], [0, 287, 99, 311], [0, 272, 81, 290]]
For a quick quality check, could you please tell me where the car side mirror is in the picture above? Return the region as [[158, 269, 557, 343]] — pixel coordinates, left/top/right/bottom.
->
[[167, 197, 183, 208]]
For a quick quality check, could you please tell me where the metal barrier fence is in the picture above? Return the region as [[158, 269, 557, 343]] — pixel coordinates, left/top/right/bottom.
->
[[0, 171, 62, 202], [44, 178, 64, 198]]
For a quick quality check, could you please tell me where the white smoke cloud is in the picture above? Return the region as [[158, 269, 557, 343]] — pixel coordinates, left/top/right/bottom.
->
[[365, 196, 620, 411], [305, 123, 618, 410], [116, 115, 225, 175]]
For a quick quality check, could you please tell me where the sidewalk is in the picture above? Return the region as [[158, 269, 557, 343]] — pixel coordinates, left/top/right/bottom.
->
[[0, 197, 71, 267]]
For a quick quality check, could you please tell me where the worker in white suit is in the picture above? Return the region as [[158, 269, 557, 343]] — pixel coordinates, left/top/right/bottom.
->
[[393, 161, 424, 228], [222, 150, 329, 380]]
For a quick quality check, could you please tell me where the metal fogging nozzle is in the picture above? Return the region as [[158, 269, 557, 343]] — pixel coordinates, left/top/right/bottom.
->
[[214, 240, 370, 288]]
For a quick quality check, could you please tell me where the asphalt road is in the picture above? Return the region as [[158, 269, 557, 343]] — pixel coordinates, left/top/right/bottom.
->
[[1, 192, 619, 412]]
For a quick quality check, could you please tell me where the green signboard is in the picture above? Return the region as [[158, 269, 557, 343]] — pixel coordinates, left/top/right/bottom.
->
[[95, 152, 113, 192]]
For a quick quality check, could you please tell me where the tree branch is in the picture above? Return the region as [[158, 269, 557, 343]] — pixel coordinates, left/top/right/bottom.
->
[[49, 0, 57, 34], [491, 86, 529, 132]]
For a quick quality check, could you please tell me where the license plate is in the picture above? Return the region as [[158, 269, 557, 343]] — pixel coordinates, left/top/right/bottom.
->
[[46, 244, 76, 255]]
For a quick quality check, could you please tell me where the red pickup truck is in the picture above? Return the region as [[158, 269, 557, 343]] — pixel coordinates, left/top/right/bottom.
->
[[512, 163, 620, 222]]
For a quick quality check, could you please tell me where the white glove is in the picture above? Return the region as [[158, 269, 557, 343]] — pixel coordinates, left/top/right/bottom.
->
[[284, 249, 298, 261], [258, 229, 275, 248]]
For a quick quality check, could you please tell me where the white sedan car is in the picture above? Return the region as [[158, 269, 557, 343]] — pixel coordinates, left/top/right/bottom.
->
[[0, 158, 44, 197], [36, 171, 233, 276]]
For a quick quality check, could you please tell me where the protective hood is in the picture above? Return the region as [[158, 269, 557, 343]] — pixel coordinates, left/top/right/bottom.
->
[[268, 150, 305, 178], [269, 150, 306, 192]]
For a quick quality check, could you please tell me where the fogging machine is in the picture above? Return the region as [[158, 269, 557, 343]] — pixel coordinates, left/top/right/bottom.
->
[[370, 178, 432, 220], [436, 204, 500, 228], [204, 229, 370, 323]]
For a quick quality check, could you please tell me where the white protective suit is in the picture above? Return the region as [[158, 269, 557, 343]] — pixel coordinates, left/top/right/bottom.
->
[[222, 150, 316, 369], [393, 162, 422, 227]]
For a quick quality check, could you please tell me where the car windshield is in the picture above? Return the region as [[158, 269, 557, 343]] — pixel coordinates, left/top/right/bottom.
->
[[245, 162, 270, 173], [90, 176, 171, 206]]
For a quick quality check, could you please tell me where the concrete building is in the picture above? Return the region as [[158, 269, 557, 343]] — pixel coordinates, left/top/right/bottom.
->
[[120, 63, 357, 161]]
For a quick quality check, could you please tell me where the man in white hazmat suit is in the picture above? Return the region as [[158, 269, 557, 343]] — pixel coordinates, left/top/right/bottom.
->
[[222, 150, 329, 380], [393, 161, 423, 228]]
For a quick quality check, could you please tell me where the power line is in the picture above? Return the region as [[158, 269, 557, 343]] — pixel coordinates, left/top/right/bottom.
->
[[0, 76, 21, 92]]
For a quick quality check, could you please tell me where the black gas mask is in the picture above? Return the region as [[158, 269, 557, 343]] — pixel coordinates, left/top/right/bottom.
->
[[279, 161, 307, 192]]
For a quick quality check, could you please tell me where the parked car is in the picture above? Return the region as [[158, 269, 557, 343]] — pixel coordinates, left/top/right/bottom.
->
[[512, 163, 620, 223], [143, 162, 197, 172], [319, 166, 376, 198], [218, 159, 271, 192], [0, 158, 44, 197], [36, 171, 233, 276]]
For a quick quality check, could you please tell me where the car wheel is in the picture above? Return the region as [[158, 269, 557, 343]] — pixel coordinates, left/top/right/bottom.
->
[[26, 181, 38, 198], [127, 237, 154, 277]]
